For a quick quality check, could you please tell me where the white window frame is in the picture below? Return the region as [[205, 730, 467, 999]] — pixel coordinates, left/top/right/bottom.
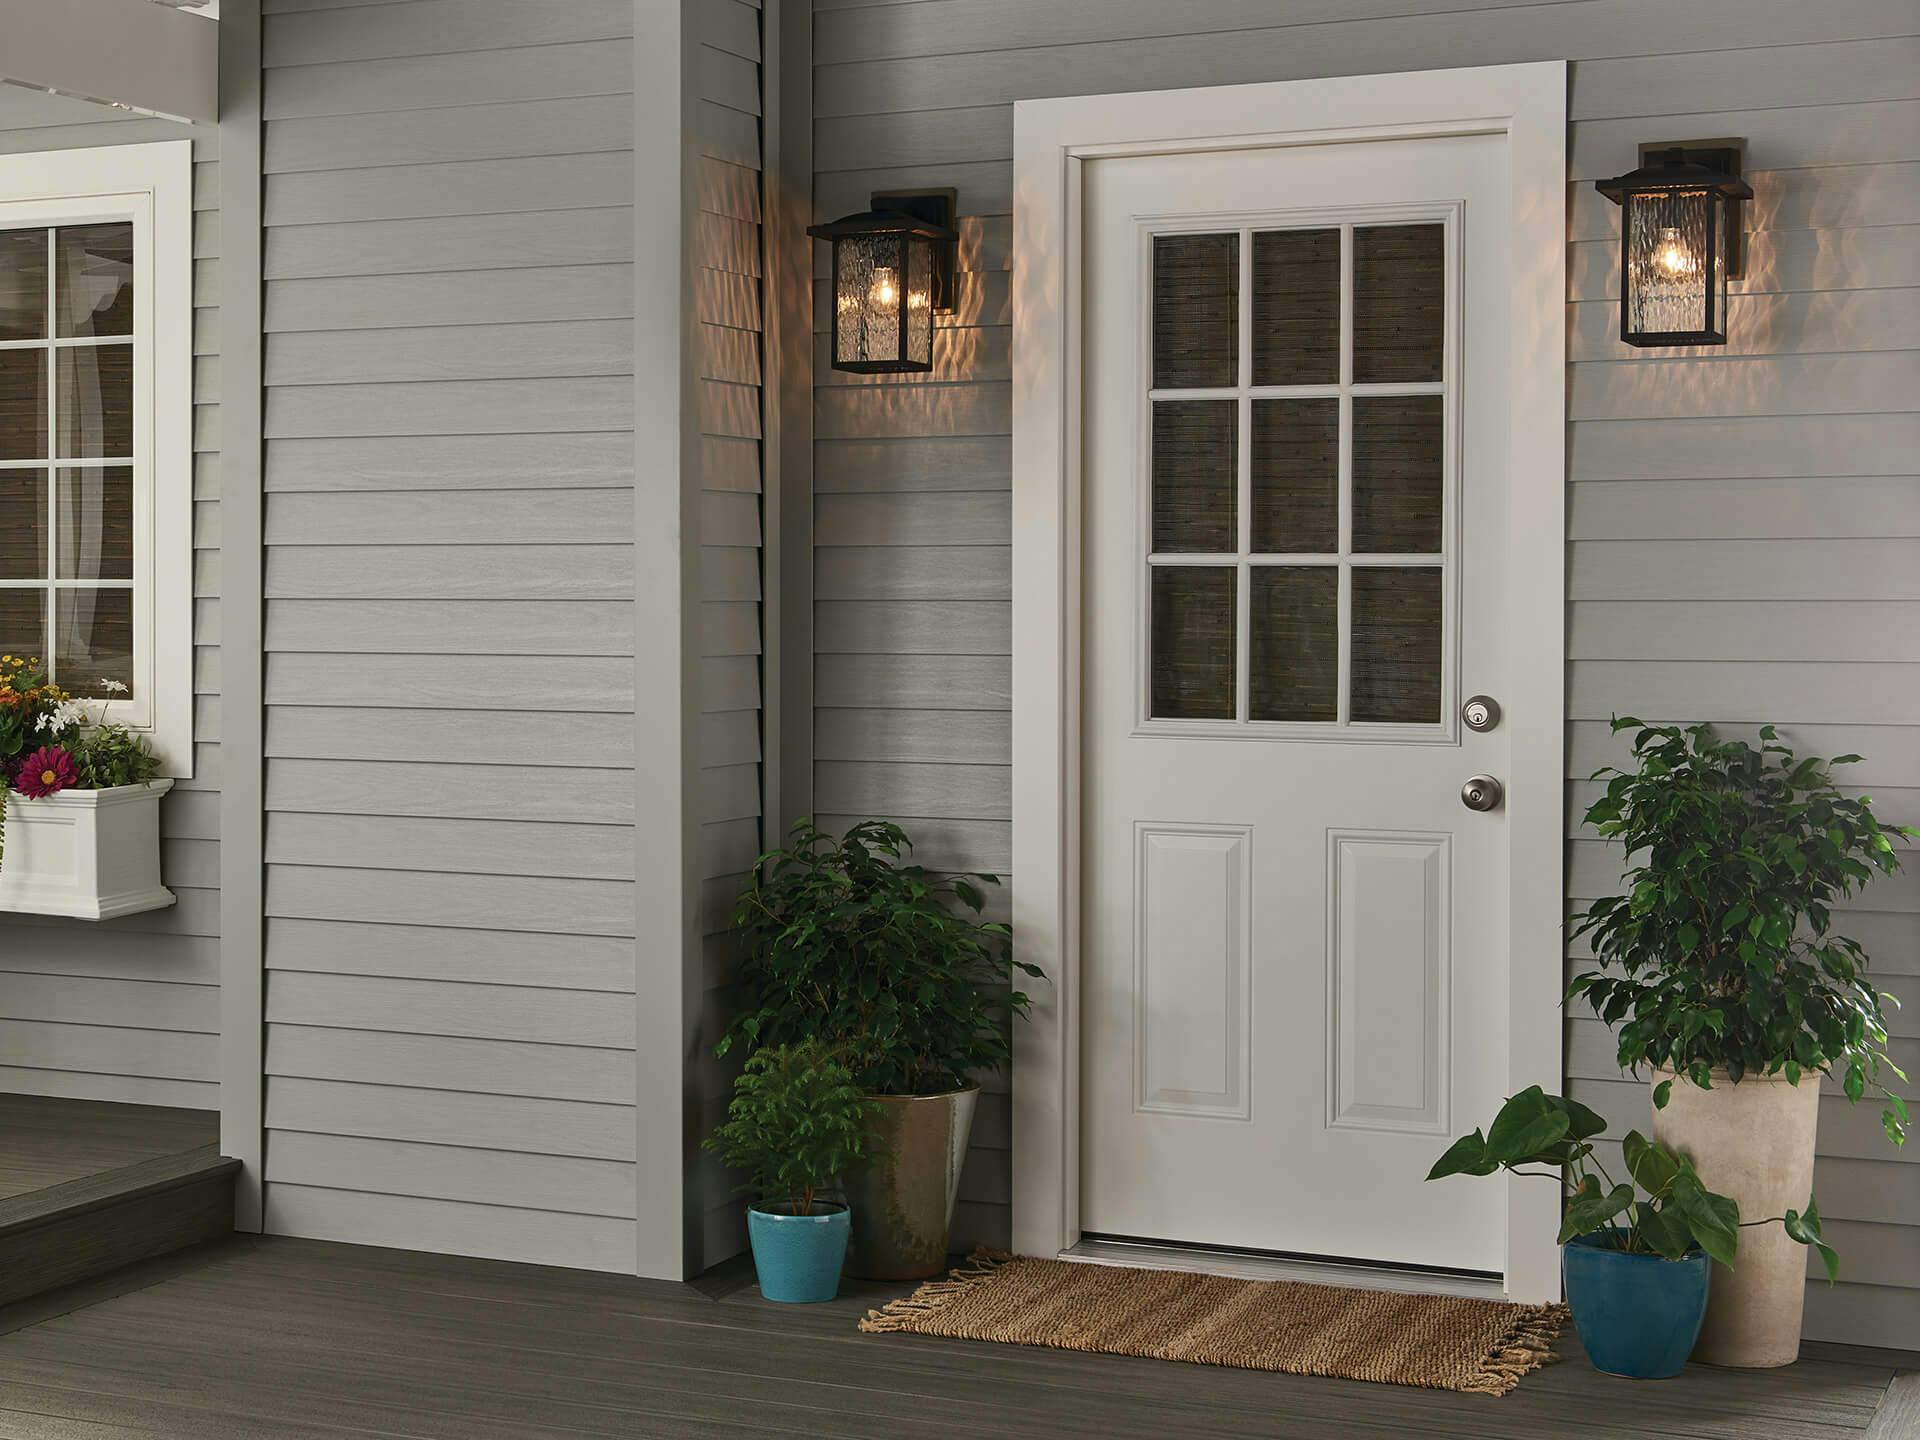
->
[[0, 141, 194, 778]]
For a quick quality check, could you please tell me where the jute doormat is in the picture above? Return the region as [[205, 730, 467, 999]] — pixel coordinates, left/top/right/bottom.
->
[[860, 1250, 1569, 1396]]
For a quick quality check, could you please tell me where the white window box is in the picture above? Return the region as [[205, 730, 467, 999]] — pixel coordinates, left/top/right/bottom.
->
[[0, 780, 175, 920]]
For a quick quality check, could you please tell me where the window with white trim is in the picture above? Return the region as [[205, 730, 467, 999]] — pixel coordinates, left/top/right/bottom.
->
[[0, 142, 194, 776]]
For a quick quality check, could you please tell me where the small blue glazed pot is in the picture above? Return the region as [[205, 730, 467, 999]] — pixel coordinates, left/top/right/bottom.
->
[[1562, 1232, 1711, 1379], [748, 1201, 852, 1304]]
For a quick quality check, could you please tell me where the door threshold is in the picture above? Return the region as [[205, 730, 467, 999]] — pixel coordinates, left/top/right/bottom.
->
[[1059, 1236, 1507, 1300]]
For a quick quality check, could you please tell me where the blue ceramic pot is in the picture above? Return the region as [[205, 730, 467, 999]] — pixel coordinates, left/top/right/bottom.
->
[[1562, 1232, 1711, 1379], [748, 1201, 852, 1304]]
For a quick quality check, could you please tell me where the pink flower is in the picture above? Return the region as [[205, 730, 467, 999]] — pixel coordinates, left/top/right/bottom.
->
[[14, 746, 78, 799]]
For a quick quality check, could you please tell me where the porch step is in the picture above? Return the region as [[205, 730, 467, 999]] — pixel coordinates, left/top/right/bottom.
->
[[0, 1145, 239, 1307]]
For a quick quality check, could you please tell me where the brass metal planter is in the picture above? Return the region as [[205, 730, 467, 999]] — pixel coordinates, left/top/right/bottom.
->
[[842, 1087, 978, 1281]]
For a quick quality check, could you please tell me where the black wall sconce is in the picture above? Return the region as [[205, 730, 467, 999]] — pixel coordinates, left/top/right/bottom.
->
[[809, 188, 957, 374], [1595, 142, 1750, 347]]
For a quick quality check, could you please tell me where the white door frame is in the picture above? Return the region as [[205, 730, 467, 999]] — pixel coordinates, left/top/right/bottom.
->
[[1009, 62, 1568, 1303]]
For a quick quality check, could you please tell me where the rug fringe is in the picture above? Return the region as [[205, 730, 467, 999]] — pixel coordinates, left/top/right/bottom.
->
[[859, 1247, 1013, 1333], [1458, 1304, 1570, 1396]]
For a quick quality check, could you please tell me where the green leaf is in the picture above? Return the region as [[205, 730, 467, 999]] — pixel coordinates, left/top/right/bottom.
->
[[1653, 1079, 1673, 1110], [1673, 1178, 1741, 1268], [1622, 1130, 1680, 1196], [1637, 1202, 1694, 1260], [1784, 1198, 1840, 1284], [1485, 1088, 1573, 1165], [1560, 1182, 1635, 1244], [1427, 1128, 1498, 1180]]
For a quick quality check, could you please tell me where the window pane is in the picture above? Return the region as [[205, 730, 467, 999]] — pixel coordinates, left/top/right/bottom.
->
[[0, 587, 46, 667], [1151, 400, 1236, 553], [1352, 395, 1443, 554], [1250, 566, 1337, 722], [55, 587, 133, 700], [1152, 233, 1238, 389], [1251, 228, 1338, 385], [1352, 224, 1444, 384], [0, 470, 48, 580], [1251, 398, 1337, 554], [0, 349, 48, 462], [0, 228, 48, 340], [56, 344, 132, 458], [57, 467, 133, 580], [1150, 566, 1236, 720], [1351, 567, 1443, 723], [56, 223, 134, 338]]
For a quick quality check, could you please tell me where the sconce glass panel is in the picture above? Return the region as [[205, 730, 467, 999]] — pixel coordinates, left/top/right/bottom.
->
[[812, 210, 949, 373], [1596, 146, 1749, 349]]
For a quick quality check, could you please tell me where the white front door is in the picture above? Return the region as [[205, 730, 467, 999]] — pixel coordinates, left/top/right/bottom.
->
[[1080, 133, 1516, 1275]]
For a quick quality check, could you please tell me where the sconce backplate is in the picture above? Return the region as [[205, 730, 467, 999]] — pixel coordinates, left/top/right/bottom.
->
[[1636, 139, 1746, 279], [872, 187, 958, 312]]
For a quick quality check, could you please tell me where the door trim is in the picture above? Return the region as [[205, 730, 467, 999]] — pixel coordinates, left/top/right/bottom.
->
[[1009, 62, 1568, 1304]]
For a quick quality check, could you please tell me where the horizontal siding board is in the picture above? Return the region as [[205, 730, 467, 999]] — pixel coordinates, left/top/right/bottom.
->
[[268, 322, 633, 387], [268, 491, 629, 545], [1568, 353, 1919, 422], [817, 545, 1010, 601], [1570, 414, 1920, 482], [266, 919, 634, 992], [0, 1068, 215, 1110], [816, 492, 1010, 546], [816, 600, 1010, 654], [266, 1026, 635, 1106], [265, 973, 635, 1049], [263, 1183, 635, 1274], [0, 975, 216, 1035], [817, 654, 1011, 710], [267, 601, 634, 656], [815, 708, 1010, 764], [264, 40, 634, 120], [1570, 540, 1920, 601], [268, 759, 632, 826], [267, 865, 635, 936], [1569, 226, 1920, 302], [266, 545, 632, 600], [815, 761, 1011, 820], [264, 1, 634, 69], [1569, 477, 1920, 541], [267, 654, 633, 712], [266, 1131, 635, 1219], [263, 1075, 635, 1162], [268, 434, 635, 492], [266, 813, 633, 883], [267, 708, 632, 767], [266, 266, 632, 332], [1569, 602, 1920, 662], [265, 209, 633, 280], [0, 1021, 216, 1084], [265, 152, 636, 226], [816, 436, 1011, 493], [266, 378, 631, 438]]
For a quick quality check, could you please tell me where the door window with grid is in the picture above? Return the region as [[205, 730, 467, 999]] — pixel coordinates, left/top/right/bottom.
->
[[1143, 217, 1455, 735], [0, 142, 193, 774]]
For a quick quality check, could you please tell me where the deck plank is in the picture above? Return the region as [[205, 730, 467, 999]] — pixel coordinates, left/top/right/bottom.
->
[[0, 1237, 1904, 1439]]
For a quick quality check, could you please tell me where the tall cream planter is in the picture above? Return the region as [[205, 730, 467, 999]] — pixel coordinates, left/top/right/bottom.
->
[[1651, 1068, 1820, 1367]]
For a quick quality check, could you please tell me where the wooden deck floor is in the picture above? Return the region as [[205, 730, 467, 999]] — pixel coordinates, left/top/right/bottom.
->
[[0, 1235, 1911, 1439], [0, 1096, 218, 1201]]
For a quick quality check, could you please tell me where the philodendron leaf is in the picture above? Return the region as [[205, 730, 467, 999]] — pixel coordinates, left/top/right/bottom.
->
[[1486, 1087, 1573, 1164], [1673, 1177, 1741, 1268], [1637, 1202, 1694, 1260], [1559, 1182, 1635, 1244], [1621, 1129, 1680, 1196], [1546, 1093, 1609, 1142], [1427, 1130, 1497, 1180]]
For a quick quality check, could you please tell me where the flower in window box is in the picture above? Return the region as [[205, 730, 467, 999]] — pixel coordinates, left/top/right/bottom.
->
[[14, 746, 79, 799]]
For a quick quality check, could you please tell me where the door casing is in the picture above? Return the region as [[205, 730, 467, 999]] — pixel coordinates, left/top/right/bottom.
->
[[1009, 62, 1568, 1303]]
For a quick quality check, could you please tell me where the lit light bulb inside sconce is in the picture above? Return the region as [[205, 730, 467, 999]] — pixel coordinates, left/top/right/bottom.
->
[[1653, 227, 1696, 277], [869, 266, 899, 307]]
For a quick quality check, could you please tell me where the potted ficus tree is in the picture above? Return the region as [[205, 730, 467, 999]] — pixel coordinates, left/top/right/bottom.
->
[[1429, 1087, 1835, 1379], [1570, 720, 1911, 1367], [721, 819, 1042, 1280], [703, 1039, 874, 1304]]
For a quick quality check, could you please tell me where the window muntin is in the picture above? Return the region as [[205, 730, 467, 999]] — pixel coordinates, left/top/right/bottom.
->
[[1141, 214, 1456, 738]]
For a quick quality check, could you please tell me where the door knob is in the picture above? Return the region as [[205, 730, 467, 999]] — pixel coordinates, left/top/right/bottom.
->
[[1460, 775, 1504, 812]]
